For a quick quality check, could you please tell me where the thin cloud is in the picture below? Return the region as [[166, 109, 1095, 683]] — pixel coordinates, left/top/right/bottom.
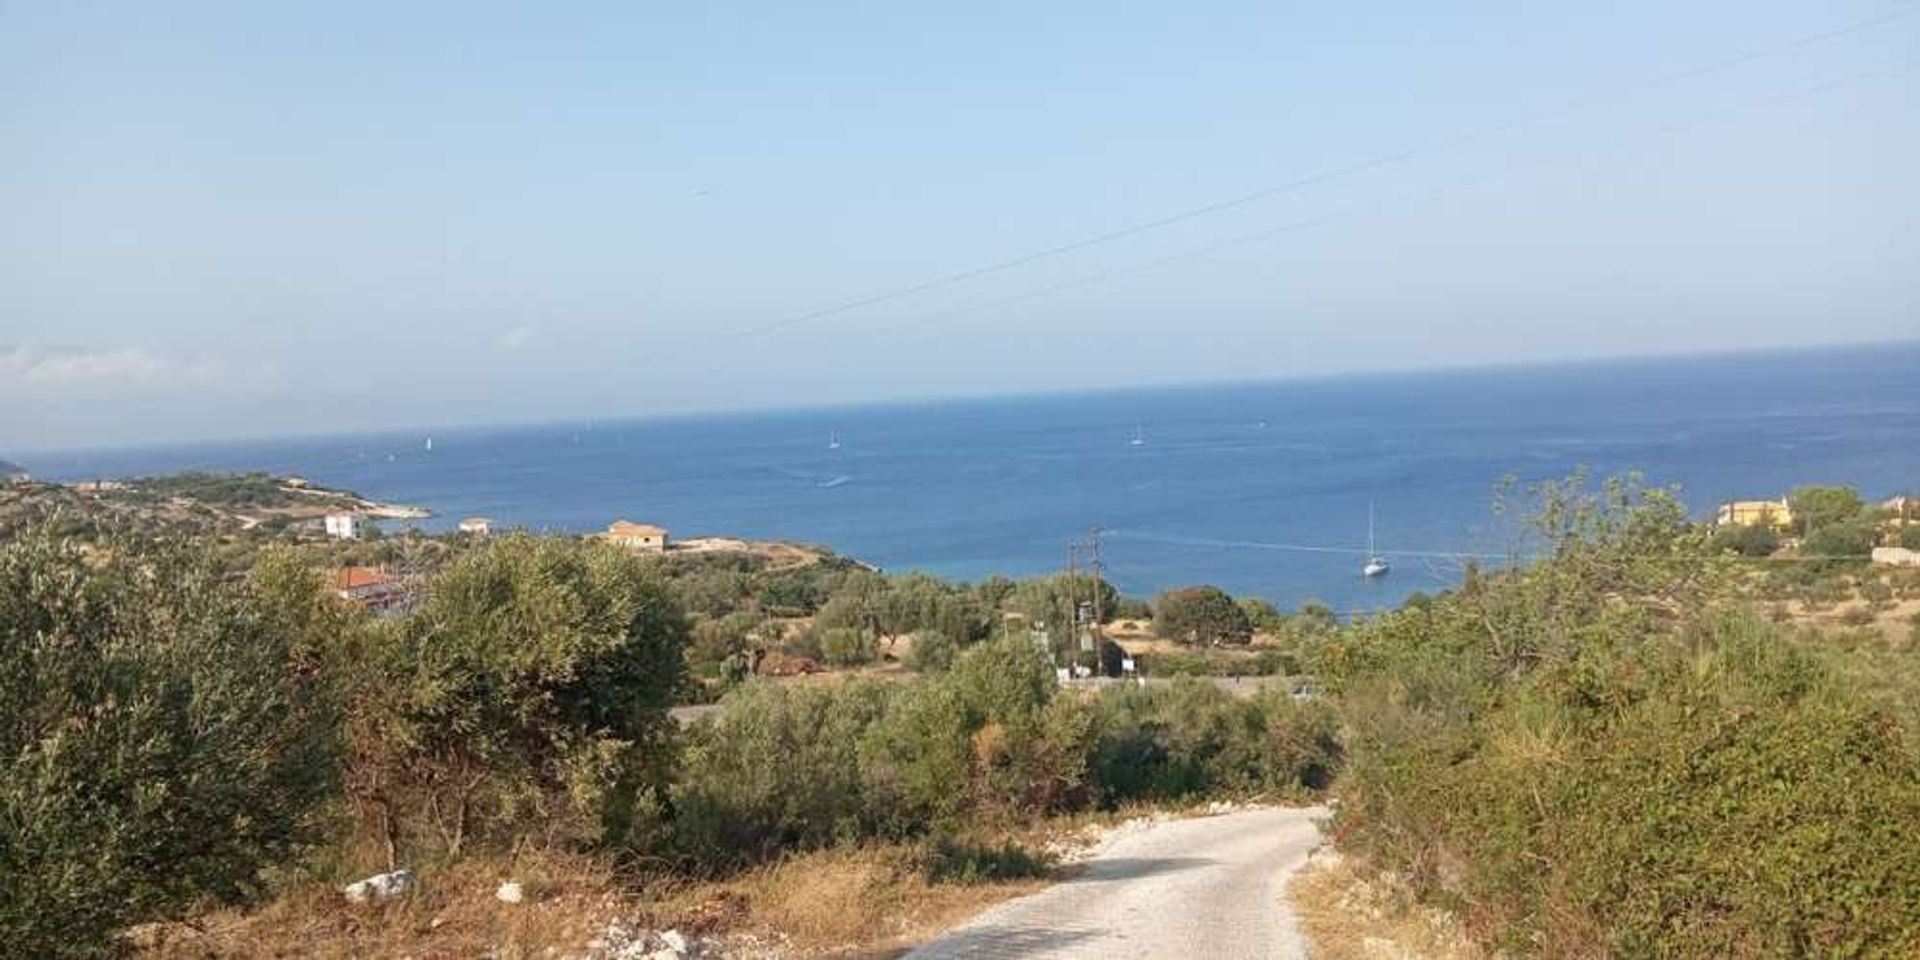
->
[[496, 326, 540, 353], [0, 345, 279, 393]]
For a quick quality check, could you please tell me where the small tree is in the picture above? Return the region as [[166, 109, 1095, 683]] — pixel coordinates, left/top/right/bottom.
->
[[1153, 585, 1254, 645], [352, 534, 687, 859], [1788, 485, 1866, 536]]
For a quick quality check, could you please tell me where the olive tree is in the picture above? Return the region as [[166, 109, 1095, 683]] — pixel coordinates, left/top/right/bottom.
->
[[0, 531, 340, 958], [351, 534, 687, 859]]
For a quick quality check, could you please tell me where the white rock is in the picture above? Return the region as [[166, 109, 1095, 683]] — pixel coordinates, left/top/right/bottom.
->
[[657, 930, 690, 953], [343, 868, 415, 902], [496, 880, 525, 904]]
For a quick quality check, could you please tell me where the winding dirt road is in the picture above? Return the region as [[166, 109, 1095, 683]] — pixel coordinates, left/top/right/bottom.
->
[[904, 806, 1327, 960]]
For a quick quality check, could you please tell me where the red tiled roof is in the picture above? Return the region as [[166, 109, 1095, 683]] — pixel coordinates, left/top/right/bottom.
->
[[335, 566, 391, 590]]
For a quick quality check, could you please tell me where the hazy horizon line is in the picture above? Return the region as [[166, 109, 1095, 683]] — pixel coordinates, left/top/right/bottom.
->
[[11, 335, 1914, 462]]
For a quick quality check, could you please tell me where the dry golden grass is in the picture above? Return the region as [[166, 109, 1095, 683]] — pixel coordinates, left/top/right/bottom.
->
[[725, 845, 1048, 958], [133, 839, 1053, 960], [135, 849, 635, 959], [1289, 851, 1489, 960]]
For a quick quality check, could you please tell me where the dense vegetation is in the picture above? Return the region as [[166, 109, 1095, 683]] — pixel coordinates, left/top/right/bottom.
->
[[0, 534, 339, 958], [1320, 475, 1920, 957], [4, 470, 1916, 957], [0, 519, 1329, 957]]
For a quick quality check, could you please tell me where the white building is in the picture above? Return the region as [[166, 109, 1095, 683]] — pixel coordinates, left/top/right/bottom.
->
[[459, 517, 494, 536], [324, 513, 360, 539], [603, 520, 669, 552]]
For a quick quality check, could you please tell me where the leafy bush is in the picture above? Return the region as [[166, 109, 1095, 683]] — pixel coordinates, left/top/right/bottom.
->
[[348, 534, 687, 859], [1711, 521, 1779, 557], [1153, 585, 1254, 645], [1332, 475, 1920, 958], [1802, 516, 1877, 561], [821, 625, 877, 666], [905, 629, 958, 672], [1089, 678, 1336, 803], [674, 681, 890, 862], [0, 531, 339, 958], [947, 635, 1054, 726]]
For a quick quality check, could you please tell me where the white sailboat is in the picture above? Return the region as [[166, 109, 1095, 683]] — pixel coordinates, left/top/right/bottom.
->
[[1129, 423, 1146, 446], [1363, 501, 1389, 578], [424, 436, 434, 453], [828, 430, 841, 450]]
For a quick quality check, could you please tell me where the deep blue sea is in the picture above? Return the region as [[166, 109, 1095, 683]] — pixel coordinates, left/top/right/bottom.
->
[[22, 344, 1919, 614]]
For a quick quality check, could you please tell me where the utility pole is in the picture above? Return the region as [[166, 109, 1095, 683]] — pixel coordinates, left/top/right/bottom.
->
[[1063, 540, 1079, 678], [1064, 528, 1106, 680]]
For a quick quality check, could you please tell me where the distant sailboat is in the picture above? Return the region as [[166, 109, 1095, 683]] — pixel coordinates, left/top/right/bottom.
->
[[424, 436, 434, 452], [828, 431, 841, 450], [1129, 423, 1146, 447], [1363, 501, 1389, 578]]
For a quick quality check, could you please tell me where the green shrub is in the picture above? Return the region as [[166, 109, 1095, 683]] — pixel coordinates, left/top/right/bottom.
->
[[0, 531, 339, 958], [350, 534, 687, 859], [856, 682, 972, 831], [1089, 678, 1336, 803], [947, 635, 1054, 727], [674, 681, 890, 862], [821, 626, 877, 666], [906, 629, 958, 672], [1711, 521, 1779, 557], [1802, 516, 1877, 561], [1333, 475, 1920, 958]]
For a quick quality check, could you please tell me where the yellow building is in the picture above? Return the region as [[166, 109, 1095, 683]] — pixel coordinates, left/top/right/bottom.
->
[[1716, 499, 1792, 530], [603, 520, 669, 552]]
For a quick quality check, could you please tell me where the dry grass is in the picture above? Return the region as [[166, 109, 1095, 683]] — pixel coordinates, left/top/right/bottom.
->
[[135, 849, 635, 959], [724, 845, 1048, 957], [1290, 850, 1489, 960], [132, 839, 1054, 960]]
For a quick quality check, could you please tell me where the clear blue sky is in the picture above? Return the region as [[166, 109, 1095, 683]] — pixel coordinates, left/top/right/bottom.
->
[[4, 1, 1916, 451]]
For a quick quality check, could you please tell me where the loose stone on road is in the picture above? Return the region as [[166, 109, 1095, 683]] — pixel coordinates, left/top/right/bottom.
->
[[905, 805, 1327, 960]]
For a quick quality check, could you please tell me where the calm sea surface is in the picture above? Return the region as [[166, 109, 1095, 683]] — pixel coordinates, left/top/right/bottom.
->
[[25, 345, 1920, 613]]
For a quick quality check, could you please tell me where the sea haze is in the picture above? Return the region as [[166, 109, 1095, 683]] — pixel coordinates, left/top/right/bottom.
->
[[25, 343, 1920, 614]]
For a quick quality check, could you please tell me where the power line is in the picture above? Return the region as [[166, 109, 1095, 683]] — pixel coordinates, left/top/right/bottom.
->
[[713, 5, 1920, 344], [824, 58, 1915, 343]]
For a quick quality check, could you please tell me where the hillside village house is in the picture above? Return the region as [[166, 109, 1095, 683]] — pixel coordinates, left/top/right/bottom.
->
[[1716, 499, 1793, 530], [324, 513, 360, 539], [334, 566, 408, 614], [603, 520, 669, 552]]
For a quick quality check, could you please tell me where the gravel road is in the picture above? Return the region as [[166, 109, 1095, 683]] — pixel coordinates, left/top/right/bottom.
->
[[904, 805, 1327, 960]]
